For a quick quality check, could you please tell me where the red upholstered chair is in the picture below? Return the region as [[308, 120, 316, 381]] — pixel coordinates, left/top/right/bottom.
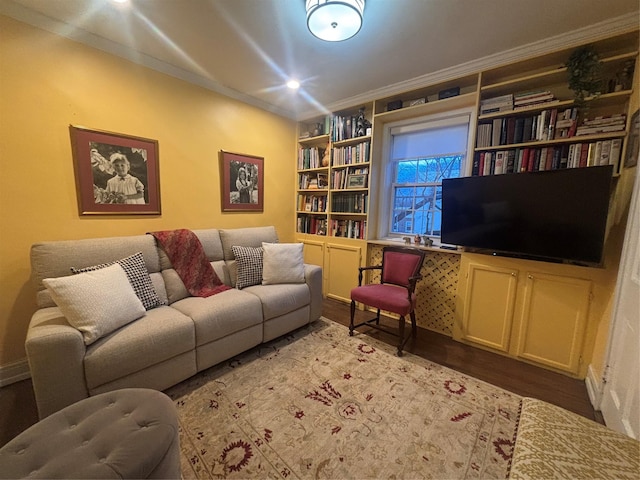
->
[[349, 246, 426, 356]]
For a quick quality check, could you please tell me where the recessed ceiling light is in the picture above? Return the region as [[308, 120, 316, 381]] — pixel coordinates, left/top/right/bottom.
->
[[287, 80, 300, 90], [111, 0, 129, 4]]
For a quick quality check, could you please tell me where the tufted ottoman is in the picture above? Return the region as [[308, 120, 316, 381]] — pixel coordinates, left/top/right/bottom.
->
[[0, 388, 180, 479]]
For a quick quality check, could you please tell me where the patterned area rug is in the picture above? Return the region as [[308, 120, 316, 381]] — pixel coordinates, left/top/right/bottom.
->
[[166, 318, 522, 479]]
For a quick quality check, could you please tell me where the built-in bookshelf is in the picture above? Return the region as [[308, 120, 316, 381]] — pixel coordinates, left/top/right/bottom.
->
[[296, 107, 373, 239], [474, 37, 637, 176]]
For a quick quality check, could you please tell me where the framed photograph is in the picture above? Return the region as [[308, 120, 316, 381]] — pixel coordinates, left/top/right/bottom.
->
[[69, 125, 161, 215], [347, 173, 368, 189], [220, 150, 264, 211]]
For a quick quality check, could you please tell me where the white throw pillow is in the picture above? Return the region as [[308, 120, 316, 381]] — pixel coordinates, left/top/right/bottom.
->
[[43, 263, 146, 345], [261, 242, 305, 285]]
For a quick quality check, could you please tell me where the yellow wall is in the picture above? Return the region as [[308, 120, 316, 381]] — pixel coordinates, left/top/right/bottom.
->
[[0, 16, 296, 367]]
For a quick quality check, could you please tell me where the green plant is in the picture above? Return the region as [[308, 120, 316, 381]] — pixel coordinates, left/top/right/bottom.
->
[[565, 45, 603, 108]]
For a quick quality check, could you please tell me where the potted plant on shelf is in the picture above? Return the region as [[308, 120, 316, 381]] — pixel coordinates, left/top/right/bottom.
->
[[565, 45, 603, 109]]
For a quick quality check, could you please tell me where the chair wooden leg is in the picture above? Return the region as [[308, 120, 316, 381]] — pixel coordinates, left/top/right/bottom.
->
[[410, 311, 417, 338], [349, 300, 356, 336], [397, 315, 405, 356]]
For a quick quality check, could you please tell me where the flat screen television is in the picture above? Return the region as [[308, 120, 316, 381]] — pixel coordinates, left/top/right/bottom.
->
[[441, 165, 614, 265]]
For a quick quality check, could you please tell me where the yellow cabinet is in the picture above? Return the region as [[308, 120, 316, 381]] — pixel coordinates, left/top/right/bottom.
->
[[459, 263, 518, 353], [516, 272, 591, 373], [325, 242, 362, 303], [455, 253, 594, 376]]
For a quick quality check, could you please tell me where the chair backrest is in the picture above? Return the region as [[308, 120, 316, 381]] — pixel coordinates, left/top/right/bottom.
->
[[380, 246, 426, 287]]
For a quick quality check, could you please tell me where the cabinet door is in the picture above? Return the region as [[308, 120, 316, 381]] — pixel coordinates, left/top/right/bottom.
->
[[325, 243, 361, 303], [300, 239, 325, 269], [461, 263, 518, 352], [516, 272, 591, 374]]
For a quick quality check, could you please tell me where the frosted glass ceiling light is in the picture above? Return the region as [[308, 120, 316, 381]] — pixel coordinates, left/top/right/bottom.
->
[[306, 0, 365, 42]]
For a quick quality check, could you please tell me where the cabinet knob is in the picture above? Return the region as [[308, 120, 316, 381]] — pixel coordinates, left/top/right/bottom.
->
[[511, 272, 517, 277], [528, 274, 533, 279]]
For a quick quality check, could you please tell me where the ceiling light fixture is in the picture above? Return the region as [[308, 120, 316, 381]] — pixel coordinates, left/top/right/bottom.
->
[[306, 0, 365, 42], [287, 79, 301, 89]]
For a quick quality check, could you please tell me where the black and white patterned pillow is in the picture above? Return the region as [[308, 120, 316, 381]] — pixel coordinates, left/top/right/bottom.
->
[[71, 252, 164, 310], [232, 245, 263, 289]]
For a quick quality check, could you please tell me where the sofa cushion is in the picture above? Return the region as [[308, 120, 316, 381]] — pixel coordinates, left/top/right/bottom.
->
[[162, 261, 228, 304], [84, 306, 195, 390], [71, 252, 164, 310], [170, 289, 263, 346], [242, 283, 311, 320], [231, 245, 263, 289], [31, 235, 162, 309], [43, 264, 146, 345], [261, 242, 305, 285], [219, 226, 278, 261]]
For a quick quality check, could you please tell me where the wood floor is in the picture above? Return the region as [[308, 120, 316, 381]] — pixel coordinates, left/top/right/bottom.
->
[[0, 297, 601, 448]]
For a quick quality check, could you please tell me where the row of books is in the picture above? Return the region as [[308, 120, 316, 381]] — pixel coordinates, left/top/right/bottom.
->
[[298, 172, 328, 190], [297, 215, 327, 235], [331, 219, 367, 239], [331, 193, 368, 213], [331, 167, 369, 190], [575, 114, 626, 136], [477, 107, 582, 147], [297, 146, 325, 170], [331, 114, 369, 142], [480, 90, 558, 115], [295, 216, 367, 239], [332, 141, 370, 166], [472, 139, 623, 175], [297, 194, 327, 213]]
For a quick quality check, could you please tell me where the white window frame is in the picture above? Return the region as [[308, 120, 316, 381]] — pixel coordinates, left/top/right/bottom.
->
[[376, 107, 476, 240]]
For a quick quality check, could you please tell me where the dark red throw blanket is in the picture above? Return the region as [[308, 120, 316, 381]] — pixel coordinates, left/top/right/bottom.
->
[[149, 229, 231, 298]]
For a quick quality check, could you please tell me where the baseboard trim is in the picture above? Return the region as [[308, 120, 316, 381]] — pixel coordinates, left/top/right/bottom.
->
[[0, 359, 31, 387], [585, 363, 603, 410]]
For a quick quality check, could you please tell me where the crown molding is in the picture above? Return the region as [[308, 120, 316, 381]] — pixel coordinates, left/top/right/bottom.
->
[[2, 1, 636, 122], [299, 12, 639, 119]]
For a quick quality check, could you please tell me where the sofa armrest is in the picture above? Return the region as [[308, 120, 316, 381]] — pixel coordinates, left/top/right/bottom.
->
[[25, 308, 89, 419], [304, 264, 323, 322]]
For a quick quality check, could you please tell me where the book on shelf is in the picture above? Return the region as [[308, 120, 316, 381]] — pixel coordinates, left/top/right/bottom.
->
[[609, 139, 623, 170], [513, 93, 555, 106], [480, 94, 513, 114], [576, 114, 626, 136], [494, 150, 506, 174], [492, 118, 502, 146], [476, 123, 492, 148], [506, 150, 516, 173], [538, 147, 548, 171], [483, 152, 493, 176]]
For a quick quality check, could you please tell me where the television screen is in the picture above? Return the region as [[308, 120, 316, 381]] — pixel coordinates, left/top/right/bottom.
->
[[441, 165, 613, 265]]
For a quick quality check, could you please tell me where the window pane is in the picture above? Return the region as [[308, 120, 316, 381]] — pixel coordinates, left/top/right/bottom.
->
[[390, 155, 464, 235], [396, 161, 418, 183]]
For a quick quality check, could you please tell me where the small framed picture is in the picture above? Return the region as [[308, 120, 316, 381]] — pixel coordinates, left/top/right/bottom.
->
[[220, 150, 264, 211], [347, 174, 368, 189], [69, 125, 161, 215]]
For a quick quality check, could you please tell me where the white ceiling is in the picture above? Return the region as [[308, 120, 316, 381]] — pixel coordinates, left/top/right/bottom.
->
[[2, 0, 639, 119]]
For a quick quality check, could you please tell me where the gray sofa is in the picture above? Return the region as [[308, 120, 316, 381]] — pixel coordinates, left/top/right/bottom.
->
[[27, 226, 323, 419]]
